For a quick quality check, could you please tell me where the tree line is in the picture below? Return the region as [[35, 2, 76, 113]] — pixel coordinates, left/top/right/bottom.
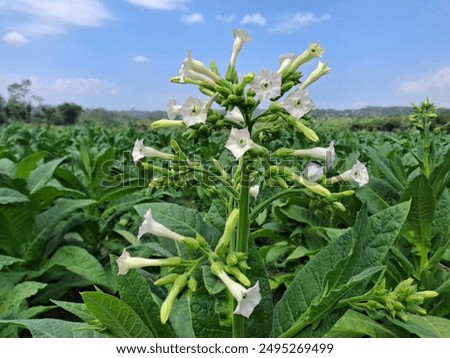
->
[[0, 79, 83, 125]]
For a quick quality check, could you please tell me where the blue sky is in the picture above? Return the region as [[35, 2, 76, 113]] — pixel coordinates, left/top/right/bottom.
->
[[1, 0, 450, 110]]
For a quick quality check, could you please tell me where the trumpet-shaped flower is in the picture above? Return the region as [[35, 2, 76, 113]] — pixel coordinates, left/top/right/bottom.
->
[[116, 249, 182, 275], [327, 161, 369, 187], [282, 89, 314, 119], [225, 107, 245, 125], [300, 61, 331, 90], [212, 263, 261, 318], [180, 96, 207, 127], [277, 53, 296, 74], [304, 162, 324, 182], [138, 209, 185, 242], [132, 139, 174, 164], [167, 98, 182, 120], [229, 29, 252, 68], [225, 127, 257, 160], [179, 50, 219, 86], [250, 69, 282, 102], [289, 42, 324, 72], [292, 141, 336, 168]]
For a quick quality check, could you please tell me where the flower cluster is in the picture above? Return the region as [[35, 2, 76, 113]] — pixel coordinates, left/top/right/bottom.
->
[[124, 28, 372, 329]]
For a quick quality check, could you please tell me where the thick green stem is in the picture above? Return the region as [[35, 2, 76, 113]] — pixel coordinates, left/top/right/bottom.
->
[[422, 122, 430, 178], [232, 159, 250, 338]]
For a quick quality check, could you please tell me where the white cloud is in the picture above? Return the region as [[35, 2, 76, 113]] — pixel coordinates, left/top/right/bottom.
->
[[242, 13, 266, 26], [3, 31, 28, 45], [0, 0, 113, 37], [181, 13, 204, 25], [271, 13, 331, 34], [399, 67, 450, 94], [134, 55, 150, 63], [125, 0, 190, 11], [216, 14, 235, 23]]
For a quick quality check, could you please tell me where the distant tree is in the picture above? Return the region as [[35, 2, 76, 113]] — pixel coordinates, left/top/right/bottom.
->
[[57, 102, 83, 125], [0, 95, 6, 124], [34, 105, 63, 125], [4, 79, 41, 122]]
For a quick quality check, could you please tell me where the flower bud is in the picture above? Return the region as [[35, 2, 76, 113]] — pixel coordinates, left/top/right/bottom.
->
[[182, 237, 200, 250], [224, 265, 251, 287], [160, 274, 187, 324], [154, 273, 179, 286]]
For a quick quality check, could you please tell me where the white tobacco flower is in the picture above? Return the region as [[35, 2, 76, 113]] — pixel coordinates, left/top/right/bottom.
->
[[289, 42, 324, 72], [250, 69, 282, 102], [180, 96, 207, 127], [179, 50, 218, 86], [167, 98, 182, 120], [282, 89, 314, 118], [138, 209, 185, 242], [328, 161, 369, 187], [229, 29, 252, 68], [132, 139, 174, 164], [249, 185, 260, 199], [300, 61, 331, 90], [225, 107, 245, 124], [212, 264, 261, 318], [225, 127, 257, 160], [292, 141, 336, 168], [116, 249, 181, 275], [277, 53, 296, 74], [304, 163, 324, 182]]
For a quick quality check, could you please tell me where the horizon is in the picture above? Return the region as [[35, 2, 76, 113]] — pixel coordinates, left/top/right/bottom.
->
[[1, 1, 450, 111]]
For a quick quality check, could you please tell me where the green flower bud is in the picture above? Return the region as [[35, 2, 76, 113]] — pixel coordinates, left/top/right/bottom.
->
[[151, 119, 185, 129], [331, 190, 355, 199], [188, 276, 198, 293], [226, 253, 239, 266], [154, 273, 179, 286], [224, 265, 251, 287], [274, 148, 295, 157], [238, 260, 251, 271], [215, 209, 240, 256], [332, 202, 346, 212], [406, 303, 427, 316], [182, 237, 200, 250], [160, 274, 187, 324]]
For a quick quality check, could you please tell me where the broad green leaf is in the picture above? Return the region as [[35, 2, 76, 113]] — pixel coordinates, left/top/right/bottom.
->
[[430, 148, 450, 197], [0, 281, 47, 317], [273, 202, 410, 337], [355, 183, 390, 214], [0, 319, 103, 338], [279, 205, 324, 226], [26, 157, 66, 194], [169, 294, 195, 338], [15, 151, 47, 180], [402, 175, 435, 250], [111, 256, 173, 338], [0, 205, 33, 256], [51, 300, 97, 325], [92, 147, 115, 190], [23, 198, 96, 260], [82, 291, 153, 338], [429, 189, 450, 267], [366, 147, 405, 191], [0, 254, 24, 271], [0, 188, 29, 205], [0, 158, 16, 178], [134, 202, 222, 250], [390, 314, 450, 338], [324, 309, 399, 338], [44, 246, 109, 287]]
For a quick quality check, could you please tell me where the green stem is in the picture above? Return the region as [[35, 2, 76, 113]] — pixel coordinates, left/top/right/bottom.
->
[[249, 189, 305, 222], [232, 158, 250, 338], [422, 122, 430, 177]]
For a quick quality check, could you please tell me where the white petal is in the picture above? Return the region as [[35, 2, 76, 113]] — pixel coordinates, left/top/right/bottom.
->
[[233, 281, 262, 318], [225, 127, 256, 160]]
